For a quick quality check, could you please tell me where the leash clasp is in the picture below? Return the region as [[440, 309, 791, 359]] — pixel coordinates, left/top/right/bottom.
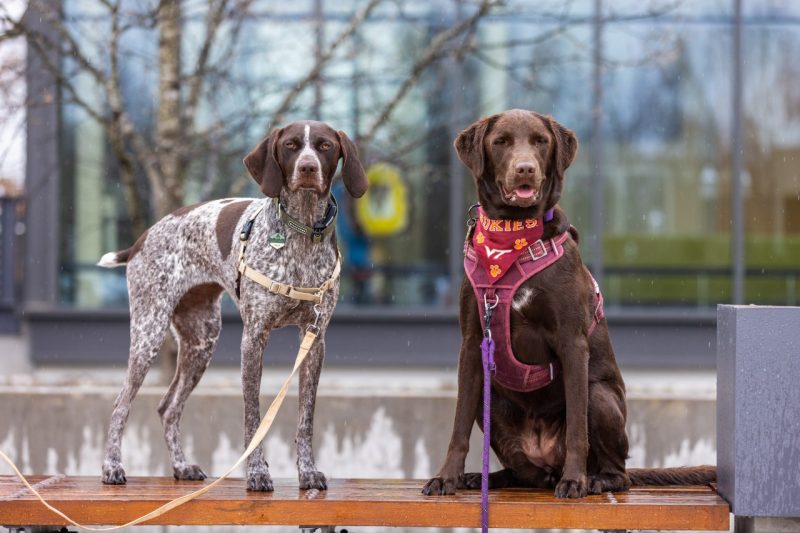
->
[[483, 293, 499, 339], [307, 302, 323, 335], [467, 203, 479, 227]]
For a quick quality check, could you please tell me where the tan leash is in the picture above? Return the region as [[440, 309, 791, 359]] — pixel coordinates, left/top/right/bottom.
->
[[0, 327, 319, 531]]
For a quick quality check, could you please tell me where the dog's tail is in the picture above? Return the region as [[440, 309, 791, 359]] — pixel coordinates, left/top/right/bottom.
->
[[97, 230, 147, 268], [627, 466, 716, 486], [97, 248, 132, 268]]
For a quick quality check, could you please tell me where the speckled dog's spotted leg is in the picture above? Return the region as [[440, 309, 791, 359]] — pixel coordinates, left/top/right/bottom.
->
[[240, 320, 273, 491], [296, 325, 328, 490], [158, 284, 223, 481], [102, 297, 173, 485]]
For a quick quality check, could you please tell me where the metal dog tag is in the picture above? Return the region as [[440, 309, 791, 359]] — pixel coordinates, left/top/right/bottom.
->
[[269, 232, 286, 250]]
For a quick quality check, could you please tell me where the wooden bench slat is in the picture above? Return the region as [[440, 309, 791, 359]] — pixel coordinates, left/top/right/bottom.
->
[[0, 476, 730, 530]]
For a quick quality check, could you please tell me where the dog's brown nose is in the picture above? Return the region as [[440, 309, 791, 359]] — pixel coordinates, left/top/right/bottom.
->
[[298, 161, 319, 178], [515, 162, 537, 176]]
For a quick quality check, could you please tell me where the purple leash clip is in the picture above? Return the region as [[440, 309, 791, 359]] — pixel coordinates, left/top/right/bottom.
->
[[480, 293, 498, 533]]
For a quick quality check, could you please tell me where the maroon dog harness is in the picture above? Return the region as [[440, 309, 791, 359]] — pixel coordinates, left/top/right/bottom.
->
[[464, 208, 605, 393]]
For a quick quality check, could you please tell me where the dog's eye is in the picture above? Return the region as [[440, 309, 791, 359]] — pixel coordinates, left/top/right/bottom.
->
[[534, 136, 548, 145], [493, 138, 507, 145], [285, 140, 297, 149], [319, 141, 332, 151]]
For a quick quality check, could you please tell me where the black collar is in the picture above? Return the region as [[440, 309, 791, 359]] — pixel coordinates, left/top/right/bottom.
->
[[274, 195, 338, 243]]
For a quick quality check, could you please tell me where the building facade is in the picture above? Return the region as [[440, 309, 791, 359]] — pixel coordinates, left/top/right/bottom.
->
[[15, 0, 800, 367]]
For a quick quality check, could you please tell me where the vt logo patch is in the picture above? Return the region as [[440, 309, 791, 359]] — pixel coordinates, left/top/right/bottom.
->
[[485, 246, 513, 260]]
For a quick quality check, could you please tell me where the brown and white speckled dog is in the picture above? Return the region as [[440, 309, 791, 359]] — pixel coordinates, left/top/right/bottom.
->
[[98, 120, 367, 491]]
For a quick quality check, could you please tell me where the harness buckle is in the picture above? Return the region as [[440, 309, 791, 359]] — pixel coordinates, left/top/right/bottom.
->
[[528, 239, 548, 261], [240, 218, 256, 241], [269, 281, 289, 297], [312, 224, 325, 243]]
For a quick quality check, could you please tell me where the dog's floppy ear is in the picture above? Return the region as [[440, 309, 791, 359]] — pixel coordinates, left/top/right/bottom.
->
[[454, 115, 496, 177], [243, 128, 284, 197], [337, 130, 368, 198], [545, 115, 578, 183]]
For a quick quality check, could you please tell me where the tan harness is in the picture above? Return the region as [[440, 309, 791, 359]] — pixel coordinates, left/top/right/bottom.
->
[[236, 203, 340, 304]]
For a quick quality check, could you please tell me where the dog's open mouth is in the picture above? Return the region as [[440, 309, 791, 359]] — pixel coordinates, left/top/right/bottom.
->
[[501, 183, 540, 205]]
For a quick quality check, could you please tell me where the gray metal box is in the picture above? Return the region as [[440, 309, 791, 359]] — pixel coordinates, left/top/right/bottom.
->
[[717, 305, 800, 517]]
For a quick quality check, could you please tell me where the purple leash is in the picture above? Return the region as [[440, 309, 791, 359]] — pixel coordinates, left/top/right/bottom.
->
[[475, 209, 552, 532], [480, 294, 498, 533]]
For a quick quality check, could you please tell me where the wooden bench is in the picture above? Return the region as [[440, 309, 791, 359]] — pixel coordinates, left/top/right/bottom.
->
[[0, 476, 730, 532]]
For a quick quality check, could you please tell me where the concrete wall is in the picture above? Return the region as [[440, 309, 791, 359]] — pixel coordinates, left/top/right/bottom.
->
[[0, 373, 719, 532]]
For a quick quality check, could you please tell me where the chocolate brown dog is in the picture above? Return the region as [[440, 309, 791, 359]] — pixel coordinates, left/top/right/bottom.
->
[[423, 109, 714, 498]]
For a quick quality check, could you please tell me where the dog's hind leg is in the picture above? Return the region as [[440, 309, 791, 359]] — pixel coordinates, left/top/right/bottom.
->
[[586, 383, 630, 494], [102, 295, 173, 485], [158, 283, 223, 481], [296, 326, 327, 490]]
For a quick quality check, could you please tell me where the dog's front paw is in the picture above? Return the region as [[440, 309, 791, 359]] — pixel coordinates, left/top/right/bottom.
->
[[463, 472, 482, 489], [422, 476, 458, 496], [173, 464, 207, 481], [554, 473, 588, 498], [102, 462, 127, 485], [463, 469, 515, 490], [588, 472, 630, 494], [299, 470, 327, 490], [247, 471, 274, 492]]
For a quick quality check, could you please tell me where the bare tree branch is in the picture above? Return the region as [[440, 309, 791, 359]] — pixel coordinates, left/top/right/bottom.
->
[[269, 0, 382, 129], [104, 0, 148, 236], [30, 0, 107, 85], [359, 0, 502, 146], [183, 0, 230, 129]]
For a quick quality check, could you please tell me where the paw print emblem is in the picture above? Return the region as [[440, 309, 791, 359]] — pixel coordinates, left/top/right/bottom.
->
[[490, 264, 501, 278], [514, 238, 528, 250], [476, 232, 485, 244]]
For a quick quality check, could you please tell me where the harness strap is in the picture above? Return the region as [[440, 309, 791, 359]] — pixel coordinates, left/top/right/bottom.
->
[[235, 202, 340, 303], [238, 258, 341, 303]]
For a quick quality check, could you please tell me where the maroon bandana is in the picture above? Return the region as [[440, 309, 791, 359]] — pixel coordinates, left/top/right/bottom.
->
[[472, 207, 544, 283]]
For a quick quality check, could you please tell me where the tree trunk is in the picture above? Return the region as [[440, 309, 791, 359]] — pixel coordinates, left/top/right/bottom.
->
[[155, 0, 185, 219], [156, 0, 185, 382]]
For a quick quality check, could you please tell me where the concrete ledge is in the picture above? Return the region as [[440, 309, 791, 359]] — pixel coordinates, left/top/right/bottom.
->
[[0, 383, 716, 481]]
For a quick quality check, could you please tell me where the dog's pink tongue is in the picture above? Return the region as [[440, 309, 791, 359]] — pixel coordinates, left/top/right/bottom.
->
[[515, 186, 535, 199]]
